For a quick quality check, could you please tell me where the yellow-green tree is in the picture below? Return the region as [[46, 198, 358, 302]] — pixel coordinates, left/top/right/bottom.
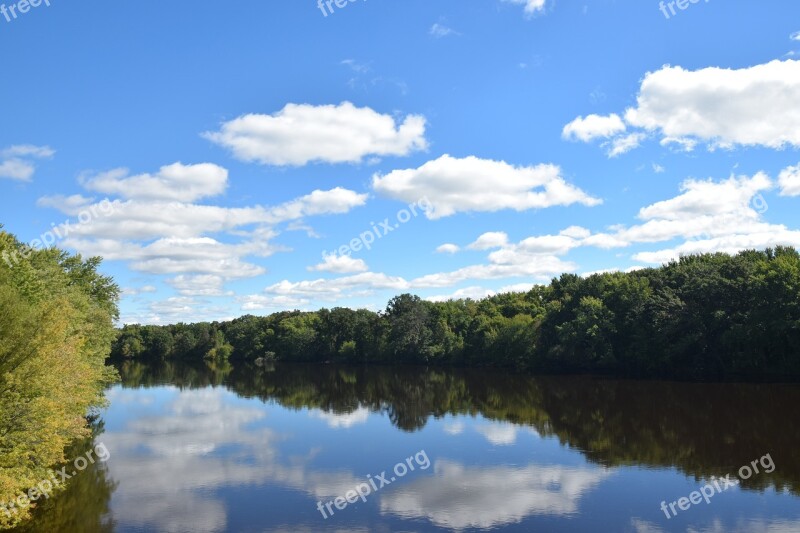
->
[[0, 229, 118, 530]]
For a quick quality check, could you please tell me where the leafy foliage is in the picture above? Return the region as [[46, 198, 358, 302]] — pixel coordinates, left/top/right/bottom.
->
[[111, 248, 800, 380], [0, 229, 119, 530]]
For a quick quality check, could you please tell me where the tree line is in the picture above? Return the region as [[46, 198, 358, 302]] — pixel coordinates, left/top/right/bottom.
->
[[112, 247, 800, 380], [0, 228, 118, 530]]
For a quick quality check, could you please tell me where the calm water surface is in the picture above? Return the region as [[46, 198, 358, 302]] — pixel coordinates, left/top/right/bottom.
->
[[16, 361, 800, 532]]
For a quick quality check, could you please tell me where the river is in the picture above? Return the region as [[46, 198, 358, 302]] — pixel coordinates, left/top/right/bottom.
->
[[15, 361, 800, 532]]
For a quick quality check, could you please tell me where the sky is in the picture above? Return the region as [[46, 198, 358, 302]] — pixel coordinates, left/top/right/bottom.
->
[[1, 0, 800, 325]]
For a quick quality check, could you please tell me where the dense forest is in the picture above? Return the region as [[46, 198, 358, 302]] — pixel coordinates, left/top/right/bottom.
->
[[112, 247, 800, 380], [0, 229, 119, 530]]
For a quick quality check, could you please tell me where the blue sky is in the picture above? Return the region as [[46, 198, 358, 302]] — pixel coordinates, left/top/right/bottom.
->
[[2, 0, 799, 324]]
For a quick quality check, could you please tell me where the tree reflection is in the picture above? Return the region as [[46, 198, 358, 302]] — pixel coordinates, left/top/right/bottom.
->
[[12, 419, 117, 533], [117, 361, 800, 495]]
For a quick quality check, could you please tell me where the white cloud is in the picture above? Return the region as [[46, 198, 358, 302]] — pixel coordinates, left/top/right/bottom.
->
[[411, 254, 575, 288], [248, 169, 799, 311], [435, 243, 460, 254], [499, 282, 536, 293], [778, 163, 800, 196], [566, 60, 800, 154], [582, 172, 800, 264], [62, 234, 274, 279], [636, 173, 771, 221], [204, 102, 428, 166], [427, 286, 497, 302], [168, 275, 230, 297], [791, 31, 800, 41], [626, 60, 800, 150], [1, 145, 55, 158], [54, 188, 365, 242], [373, 154, 600, 219], [121, 285, 157, 297], [503, 0, 548, 16], [468, 231, 510, 250], [81, 162, 229, 202], [308, 253, 368, 274], [42, 168, 367, 323], [429, 23, 459, 38], [0, 159, 36, 181], [239, 294, 310, 312], [608, 132, 646, 157], [0, 144, 53, 181], [36, 194, 96, 213], [562, 114, 626, 142], [265, 187, 368, 221], [261, 272, 411, 301]]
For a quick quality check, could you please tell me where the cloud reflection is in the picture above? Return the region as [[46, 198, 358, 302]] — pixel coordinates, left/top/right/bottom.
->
[[310, 406, 371, 428], [632, 518, 800, 533], [102, 387, 369, 532], [381, 459, 611, 529]]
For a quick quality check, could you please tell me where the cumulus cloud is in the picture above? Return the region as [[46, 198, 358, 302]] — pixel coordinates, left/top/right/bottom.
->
[[499, 282, 536, 293], [204, 102, 428, 166], [372, 154, 600, 219], [308, 253, 369, 274], [565, 59, 800, 155], [625, 60, 800, 149], [121, 285, 157, 297], [66, 235, 273, 279], [167, 274, 230, 297], [0, 144, 53, 181], [36, 194, 96, 213], [583, 172, 800, 264], [37, 160, 369, 316], [435, 243, 460, 254], [468, 231, 510, 250], [264, 187, 368, 222], [260, 272, 411, 302], [81, 162, 229, 202], [778, 163, 800, 196], [249, 248, 572, 310], [427, 286, 497, 302], [239, 294, 310, 312], [562, 114, 626, 142], [246, 170, 800, 311], [411, 254, 575, 288], [56, 187, 366, 242]]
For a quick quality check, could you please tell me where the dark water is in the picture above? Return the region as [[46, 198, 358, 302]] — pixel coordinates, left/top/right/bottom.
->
[[16, 361, 800, 532]]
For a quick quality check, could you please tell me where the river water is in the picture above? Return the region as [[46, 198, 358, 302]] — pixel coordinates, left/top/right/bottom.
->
[[15, 361, 800, 532]]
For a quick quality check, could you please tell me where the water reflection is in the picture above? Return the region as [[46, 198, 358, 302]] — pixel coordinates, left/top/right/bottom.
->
[[116, 360, 800, 495], [381, 461, 611, 529], [13, 419, 117, 533], [18, 360, 800, 532]]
